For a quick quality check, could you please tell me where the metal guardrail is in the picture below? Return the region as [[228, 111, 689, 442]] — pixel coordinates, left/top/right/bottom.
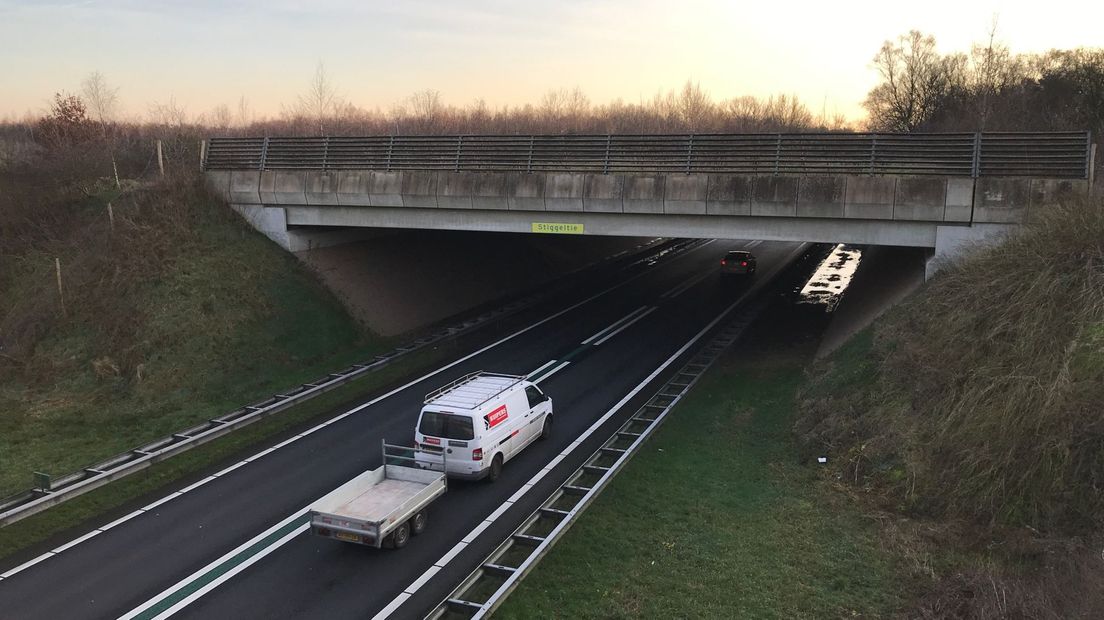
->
[[203, 131, 1091, 179], [427, 282, 776, 619], [0, 237, 684, 528]]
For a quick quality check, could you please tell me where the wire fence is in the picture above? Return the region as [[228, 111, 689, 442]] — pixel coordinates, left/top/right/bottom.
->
[[203, 131, 1091, 179]]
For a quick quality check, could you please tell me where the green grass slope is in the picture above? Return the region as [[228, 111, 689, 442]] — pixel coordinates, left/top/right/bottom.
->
[[0, 173, 383, 498], [797, 198, 1104, 532], [795, 198, 1104, 617], [500, 317, 903, 618]]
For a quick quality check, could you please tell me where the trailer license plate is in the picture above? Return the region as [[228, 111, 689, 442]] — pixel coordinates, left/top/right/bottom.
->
[[336, 531, 359, 542]]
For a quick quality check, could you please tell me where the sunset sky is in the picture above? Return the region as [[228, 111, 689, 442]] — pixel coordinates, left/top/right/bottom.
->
[[2, 0, 1101, 123]]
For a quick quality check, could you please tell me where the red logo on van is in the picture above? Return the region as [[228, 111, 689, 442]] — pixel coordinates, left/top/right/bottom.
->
[[485, 405, 509, 429], [423, 437, 441, 445]]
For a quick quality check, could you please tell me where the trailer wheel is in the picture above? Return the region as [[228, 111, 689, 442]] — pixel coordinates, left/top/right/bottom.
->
[[487, 453, 503, 482], [411, 511, 428, 536], [390, 521, 410, 549]]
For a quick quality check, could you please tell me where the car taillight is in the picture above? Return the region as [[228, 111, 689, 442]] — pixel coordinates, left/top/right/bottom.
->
[[741, 261, 748, 267], [720, 259, 727, 265], [472, 448, 483, 461]]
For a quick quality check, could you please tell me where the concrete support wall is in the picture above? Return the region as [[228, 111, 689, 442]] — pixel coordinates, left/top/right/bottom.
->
[[230, 204, 380, 252], [927, 223, 1018, 279], [283, 204, 942, 248], [206, 170, 1088, 258], [209, 170, 1090, 228]]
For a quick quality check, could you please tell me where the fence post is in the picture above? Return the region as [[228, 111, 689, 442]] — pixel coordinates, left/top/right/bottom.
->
[[869, 135, 877, 175], [971, 132, 981, 178], [156, 139, 164, 176], [54, 258, 66, 317], [322, 137, 329, 172], [33, 472, 51, 493], [199, 139, 207, 171], [386, 135, 394, 172], [260, 137, 270, 171], [527, 135, 534, 174], [455, 135, 463, 172], [603, 135, 611, 175], [1088, 142, 1096, 191], [773, 134, 781, 176], [685, 134, 694, 175]]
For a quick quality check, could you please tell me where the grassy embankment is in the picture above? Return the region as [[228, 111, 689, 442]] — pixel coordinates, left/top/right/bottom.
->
[[499, 301, 905, 618], [0, 170, 454, 559], [0, 174, 384, 497], [502, 197, 1103, 618], [795, 197, 1104, 617]]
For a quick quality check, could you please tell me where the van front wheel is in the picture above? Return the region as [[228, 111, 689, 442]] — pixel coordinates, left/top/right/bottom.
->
[[540, 415, 552, 440], [487, 454, 503, 482]]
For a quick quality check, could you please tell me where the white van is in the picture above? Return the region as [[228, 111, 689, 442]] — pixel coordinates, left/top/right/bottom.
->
[[414, 372, 553, 482]]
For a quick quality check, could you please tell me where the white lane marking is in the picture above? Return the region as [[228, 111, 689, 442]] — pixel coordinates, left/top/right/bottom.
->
[[533, 361, 570, 385], [371, 593, 412, 620], [51, 529, 103, 554], [580, 306, 648, 345], [660, 270, 714, 299], [140, 492, 183, 512], [374, 242, 810, 620], [243, 445, 279, 463], [405, 565, 442, 594], [435, 540, 469, 567], [19, 238, 721, 590], [0, 552, 55, 579], [99, 510, 145, 532], [176, 476, 217, 496], [506, 484, 535, 505], [118, 509, 312, 620], [591, 307, 658, 346], [747, 239, 763, 248], [112, 241, 726, 617], [211, 460, 249, 477], [141, 522, 310, 620], [524, 360, 556, 380]]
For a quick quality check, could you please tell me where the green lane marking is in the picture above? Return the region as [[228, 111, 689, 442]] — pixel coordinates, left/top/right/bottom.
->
[[133, 513, 310, 619], [560, 344, 591, 362]]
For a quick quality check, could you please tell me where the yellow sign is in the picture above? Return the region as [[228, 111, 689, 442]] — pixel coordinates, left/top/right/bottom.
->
[[531, 222, 585, 235]]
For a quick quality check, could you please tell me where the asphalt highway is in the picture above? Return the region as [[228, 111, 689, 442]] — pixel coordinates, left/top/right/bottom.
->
[[0, 238, 804, 620]]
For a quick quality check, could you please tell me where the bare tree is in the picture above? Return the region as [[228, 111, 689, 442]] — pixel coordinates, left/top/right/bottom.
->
[[148, 96, 188, 127], [208, 104, 233, 131], [236, 95, 253, 127], [968, 16, 1022, 128], [81, 71, 120, 127], [405, 89, 445, 132], [864, 31, 959, 131], [294, 62, 343, 135]]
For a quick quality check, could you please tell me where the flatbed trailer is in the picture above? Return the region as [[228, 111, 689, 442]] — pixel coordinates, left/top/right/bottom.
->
[[309, 441, 446, 549]]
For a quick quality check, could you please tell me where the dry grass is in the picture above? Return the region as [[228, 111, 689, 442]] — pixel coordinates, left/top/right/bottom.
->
[[796, 197, 1104, 617], [798, 197, 1104, 533], [0, 141, 379, 497]]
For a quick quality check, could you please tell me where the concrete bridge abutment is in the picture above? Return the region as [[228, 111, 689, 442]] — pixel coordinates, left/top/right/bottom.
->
[[207, 170, 1088, 274]]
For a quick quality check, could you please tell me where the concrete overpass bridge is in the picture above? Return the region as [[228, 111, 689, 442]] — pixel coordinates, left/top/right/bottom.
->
[[203, 132, 1094, 271]]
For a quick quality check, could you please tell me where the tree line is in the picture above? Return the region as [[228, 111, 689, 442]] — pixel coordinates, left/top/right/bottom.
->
[[3, 28, 1102, 166], [866, 29, 1104, 138]]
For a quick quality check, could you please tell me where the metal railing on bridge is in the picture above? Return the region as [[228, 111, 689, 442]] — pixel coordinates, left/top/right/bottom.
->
[[203, 131, 1092, 179]]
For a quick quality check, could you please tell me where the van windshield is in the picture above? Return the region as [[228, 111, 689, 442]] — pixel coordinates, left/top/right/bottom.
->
[[419, 411, 475, 440]]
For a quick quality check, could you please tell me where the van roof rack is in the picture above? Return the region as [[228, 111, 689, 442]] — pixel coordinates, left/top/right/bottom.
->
[[424, 372, 525, 410]]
